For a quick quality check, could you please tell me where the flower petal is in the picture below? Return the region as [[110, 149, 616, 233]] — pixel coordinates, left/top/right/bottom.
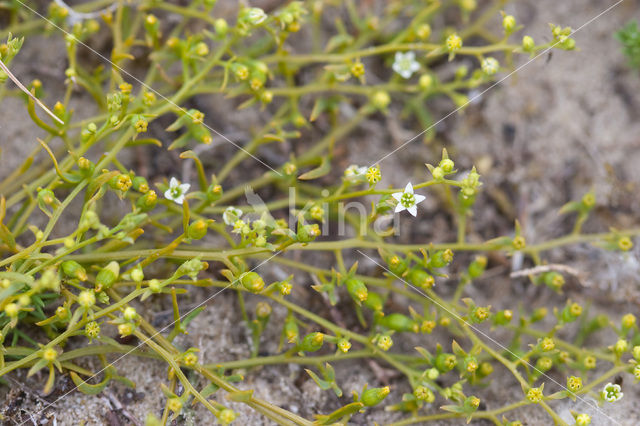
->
[[169, 177, 178, 188], [392, 192, 403, 202], [395, 203, 405, 213], [414, 194, 426, 204], [179, 183, 191, 193], [404, 182, 414, 194], [173, 194, 185, 204], [164, 189, 174, 201], [407, 205, 417, 216]]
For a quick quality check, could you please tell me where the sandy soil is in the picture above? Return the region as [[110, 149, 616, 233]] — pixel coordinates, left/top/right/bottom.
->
[[2, 0, 640, 425]]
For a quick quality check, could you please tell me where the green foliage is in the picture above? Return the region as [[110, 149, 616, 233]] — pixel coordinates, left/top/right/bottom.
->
[[0, 1, 634, 425], [616, 20, 640, 69]]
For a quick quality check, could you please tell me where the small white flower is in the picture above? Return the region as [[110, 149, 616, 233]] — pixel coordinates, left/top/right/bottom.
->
[[246, 7, 267, 25], [344, 164, 367, 183], [392, 183, 425, 217], [164, 177, 190, 204], [601, 382, 623, 402], [223, 206, 243, 226], [392, 51, 420, 79], [481, 57, 499, 75]]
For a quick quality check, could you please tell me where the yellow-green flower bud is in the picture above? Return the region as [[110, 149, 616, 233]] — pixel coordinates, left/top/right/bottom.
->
[[123, 306, 138, 322], [575, 413, 591, 426], [583, 355, 596, 369], [188, 220, 209, 240], [445, 34, 462, 53], [413, 385, 435, 402], [471, 306, 490, 323], [361, 386, 390, 406], [345, 278, 368, 303], [365, 166, 381, 185], [416, 24, 431, 40], [522, 35, 535, 52], [183, 352, 198, 367], [300, 332, 324, 352], [95, 261, 120, 292], [167, 397, 182, 414], [42, 347, 58, 362], [371, 91, 390, 109], [419, 74, 434, 90], [377, 335, 393, 351], [217, 408, 236, 424], [131, 266, 144, 283], [567, 376, 582, 392], [540, 337, 555, 352], [618, 236, 633, 251], [214, 18, 228, 36], [284, 316, 299, 343], [435, 353, 457, 372], [77, 290, 96, 308], [136, 190, 158, 211], [118, 322, 134, 337], [512, 235, 526, 250], [255, 302, 271, 319], [613, 339, 628, 355], [132, 176, 149, 193], [4, 303, 19, 318], [61, 260, 88, 281], [502, 14, 516, 33], [240, 272, 265, 293], [195, 42, 209, 56], [622, 313, 636, 329], [364, 292, 383, 312], [297, 223, 320, 243], [379, 313, 418, 333], [526, 387, 543, 403], [56, 306, 68, 319]]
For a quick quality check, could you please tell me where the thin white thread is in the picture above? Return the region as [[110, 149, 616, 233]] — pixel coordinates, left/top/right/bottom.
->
[[371, 0, 626, 167], [12, 0, 283, 176], [19, 251, 283, 425], [356, 250, 621, 425]]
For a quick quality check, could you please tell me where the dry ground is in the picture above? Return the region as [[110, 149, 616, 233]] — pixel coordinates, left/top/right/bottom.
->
[[1, 0, 640, 425]]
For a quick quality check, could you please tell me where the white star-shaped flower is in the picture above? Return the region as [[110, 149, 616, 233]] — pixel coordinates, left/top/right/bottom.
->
[[601, 383, 623, 402], [164, 177, 190, 204], [344, 164, 367, 183], [392, 51, 420, 79], [247, 7, 267, 25], [392, 183, 425, 216], [223, 206, 244, 226]]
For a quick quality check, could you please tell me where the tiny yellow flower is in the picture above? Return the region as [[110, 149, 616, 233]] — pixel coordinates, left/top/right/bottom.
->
[[526, 387, 543, 403], [445, 34, 462, 52]]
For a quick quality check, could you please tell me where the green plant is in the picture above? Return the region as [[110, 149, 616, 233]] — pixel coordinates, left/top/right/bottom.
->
[[0, 1, 636, 425], [616, 20, 640, 69]]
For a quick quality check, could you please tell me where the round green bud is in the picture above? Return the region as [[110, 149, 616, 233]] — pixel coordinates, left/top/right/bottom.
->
[[502, 15, 516, 33], [379, 313, 418, 333], [371, 91, 390, 109], [188, 220, 208, 240], [240, 272, 265, 293], [299, 332, 324, 352], [413, 385, 435, 402], [522, 35, 535, 52]]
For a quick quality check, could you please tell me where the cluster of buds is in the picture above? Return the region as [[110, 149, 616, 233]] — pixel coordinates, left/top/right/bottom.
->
[[166, 109, 212, 149]]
